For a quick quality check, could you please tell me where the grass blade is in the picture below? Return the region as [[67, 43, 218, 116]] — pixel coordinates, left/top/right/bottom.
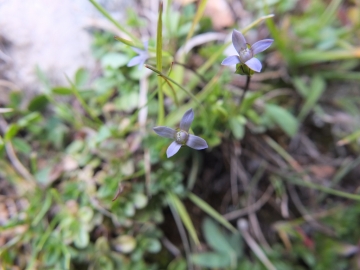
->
[[282, 176, 360, 201], [338, 129, 360, 146], [188, 192, 237, 233], [114, 36, 143, 48], [89, 0, 138, 42], [167, 192, 200, 246], [294, 49, 360, 65], [186, 0, 209, 42], [65, 75, 102, 125], [298, 76, 326, 121]]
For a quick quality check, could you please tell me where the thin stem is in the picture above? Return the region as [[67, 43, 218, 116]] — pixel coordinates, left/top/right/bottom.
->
[[239, 75, 251, 107], [156, 1, 164, 125], [169, 204, 194, 270]]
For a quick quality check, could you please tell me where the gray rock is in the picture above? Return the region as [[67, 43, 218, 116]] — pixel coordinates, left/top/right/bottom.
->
[[0, 0, 130, 94]]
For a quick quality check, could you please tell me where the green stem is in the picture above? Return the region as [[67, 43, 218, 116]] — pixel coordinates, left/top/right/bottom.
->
[[89, 0, 138, 42], [283, 176, 360, 201], [146, 65, 200, 104], [156, 1, 164, 125]]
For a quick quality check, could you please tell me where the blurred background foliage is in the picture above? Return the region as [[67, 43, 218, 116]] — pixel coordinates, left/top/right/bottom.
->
[[1, 0, 360, 269]]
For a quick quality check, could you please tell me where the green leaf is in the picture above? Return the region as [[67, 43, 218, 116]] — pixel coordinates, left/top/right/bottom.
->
[[17, 112, 42, 128], [75, 68, 89, 87], [229, 116, 246, 140], [12, 138, 31, 154], [167, 258, 187, 270], [298, 76, 326, 121], [240, 92, 262, 114], [96, 125, 112, 143], [52, 87, 73, 95], [191, 252, 231, 268], [293, 77, 308, 97], [114, 235, 136, 253], [188, 192, 236, 233], [74, 226, 89, 249], [101, 53, 129, 68], [203, 218, 235, 254], [294, 49, 359, 65], [133, 193, 148, 209], [167, 192, 200, 245], [228, 233, 243, 257], [32, 192, 52, 226], [78, 207, 94, 223], [115, 92, 139, 112], [28, 95, 49, 112], [35, 167, 52, 185], [4, 124, 19, 141], [146, 238, 161, 253], [235, 63, 255, 76], [265, 104, 299, 137]]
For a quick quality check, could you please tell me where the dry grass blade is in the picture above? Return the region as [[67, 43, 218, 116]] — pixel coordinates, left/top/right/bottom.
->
[[237, 219, 277, 270], [224, 185, 274, 220]]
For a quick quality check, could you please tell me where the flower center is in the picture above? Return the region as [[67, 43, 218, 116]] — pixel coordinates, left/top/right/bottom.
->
[[176, 130, 189, 145], [238, 47, 253, 63]]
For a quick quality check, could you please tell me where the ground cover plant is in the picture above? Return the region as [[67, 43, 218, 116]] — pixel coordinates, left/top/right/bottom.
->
[[1, 0, 360, 269]]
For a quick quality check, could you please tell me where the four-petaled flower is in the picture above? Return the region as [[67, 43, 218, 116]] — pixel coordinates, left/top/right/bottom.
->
[[127, 41, 149, 69], [153, 109, 208, 158], [221, 30, 273, 73]]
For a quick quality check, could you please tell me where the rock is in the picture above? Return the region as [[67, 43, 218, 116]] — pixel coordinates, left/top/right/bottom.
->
[[0, 0, 131, 94]]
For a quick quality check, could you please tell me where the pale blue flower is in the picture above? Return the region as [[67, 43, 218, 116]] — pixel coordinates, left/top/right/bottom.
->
[[127, 41, 149, 69], [222, 30, 273, 72], [153, 109, 208, 158]]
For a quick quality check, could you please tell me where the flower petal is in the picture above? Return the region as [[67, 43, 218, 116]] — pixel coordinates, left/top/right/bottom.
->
[[127, 55, 144, 67], [137, 59, 146, 70], [251, 39, 274, 55], [245, 57, 262, 72], [221, 55, 241, 66], [153, 126, 176, 139], [180, 109, 194, 131], [132, 47, 144, 54], [186, 134, 208, 150], [166, 141, 182, 158], [143, 40, 149, 51], [232, 30, 247, 54]]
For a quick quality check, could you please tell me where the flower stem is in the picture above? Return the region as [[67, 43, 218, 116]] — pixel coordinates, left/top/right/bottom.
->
[[239, 75, 251, 107], [156, 1, 164, 125]]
